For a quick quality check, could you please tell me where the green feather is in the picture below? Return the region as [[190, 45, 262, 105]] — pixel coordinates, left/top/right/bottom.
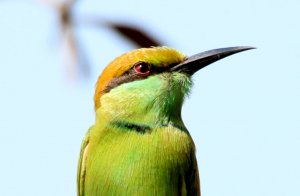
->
[[78, 73, 200, 195]]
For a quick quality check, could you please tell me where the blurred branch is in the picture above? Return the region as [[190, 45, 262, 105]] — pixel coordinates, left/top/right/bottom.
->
[[39, 0, 89, 80], [80, 16, 162, 47], [110, 24, 161, 47], [38, 0, 164, 81]]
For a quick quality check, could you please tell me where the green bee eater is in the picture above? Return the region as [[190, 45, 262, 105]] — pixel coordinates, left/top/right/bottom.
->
[[77, 46, 254, 196]]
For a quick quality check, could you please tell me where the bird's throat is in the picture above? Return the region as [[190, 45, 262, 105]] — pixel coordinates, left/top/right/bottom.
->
[[95, 73, 192, 130]]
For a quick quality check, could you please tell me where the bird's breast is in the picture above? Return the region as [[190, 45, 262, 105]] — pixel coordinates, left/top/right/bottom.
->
[[85, 124, 196, 195]]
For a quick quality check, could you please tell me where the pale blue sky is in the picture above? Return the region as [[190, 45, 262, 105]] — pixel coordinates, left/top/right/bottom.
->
[[0, 0, 299, 195]]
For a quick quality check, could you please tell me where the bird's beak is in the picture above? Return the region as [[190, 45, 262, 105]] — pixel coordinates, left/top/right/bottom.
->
[[170, 46, 255, 75]]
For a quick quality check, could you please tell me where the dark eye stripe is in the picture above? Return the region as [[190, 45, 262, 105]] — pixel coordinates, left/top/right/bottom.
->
[[102, 63, 171, 94], [102, 69, 142, 94]]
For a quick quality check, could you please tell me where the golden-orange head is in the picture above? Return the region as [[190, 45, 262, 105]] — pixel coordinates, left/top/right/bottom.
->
[[94, 47, 186, 110]]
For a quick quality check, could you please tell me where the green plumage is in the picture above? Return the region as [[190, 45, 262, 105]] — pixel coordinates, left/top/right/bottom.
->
[[78, 52, 200, 195], [77, 45, 254, 195]]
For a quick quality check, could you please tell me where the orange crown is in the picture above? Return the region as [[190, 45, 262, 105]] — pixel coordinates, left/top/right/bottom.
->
[[94, 47, 186, 110]]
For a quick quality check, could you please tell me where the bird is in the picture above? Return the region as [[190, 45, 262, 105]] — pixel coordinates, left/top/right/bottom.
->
[[77, 46, 254, 196]]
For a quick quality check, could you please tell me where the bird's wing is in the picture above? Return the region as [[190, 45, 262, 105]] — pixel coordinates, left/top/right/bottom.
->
[[185, 156, 201, 196], [193, 162, 201, 196], [77, 126, 92, 196]]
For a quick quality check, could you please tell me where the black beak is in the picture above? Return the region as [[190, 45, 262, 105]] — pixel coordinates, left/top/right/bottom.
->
[[170, 46, 255, 75]]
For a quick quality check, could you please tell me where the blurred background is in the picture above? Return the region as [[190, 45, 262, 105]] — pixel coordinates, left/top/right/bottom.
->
[[0, 0, 299, 195]]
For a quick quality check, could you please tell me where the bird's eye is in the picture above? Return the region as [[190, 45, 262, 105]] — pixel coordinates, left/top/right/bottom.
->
[[134, 62, 151, 76]]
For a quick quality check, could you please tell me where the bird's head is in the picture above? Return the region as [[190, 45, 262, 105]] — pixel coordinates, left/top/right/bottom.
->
[[94, 46, 254, 128]]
